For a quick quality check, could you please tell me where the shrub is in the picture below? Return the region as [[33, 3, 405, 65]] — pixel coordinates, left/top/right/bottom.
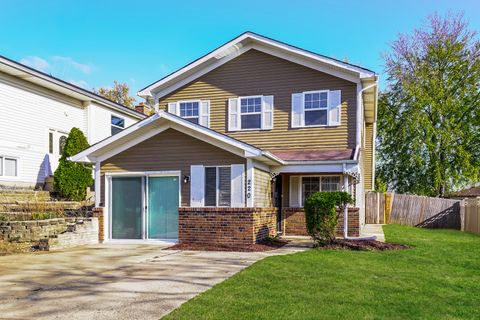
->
[[304, 192, 353, 245], [53, 128, 93, 201]]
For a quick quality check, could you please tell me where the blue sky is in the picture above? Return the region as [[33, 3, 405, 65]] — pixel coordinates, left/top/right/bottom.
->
[[1, 0, 479, 102]]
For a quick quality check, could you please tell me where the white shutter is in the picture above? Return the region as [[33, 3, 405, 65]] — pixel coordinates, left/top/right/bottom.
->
[[228, 98, 241, 131], [190, 165, 205, 207], [329, 90, 341, 126], [231, 164, 245, 207], [261, 95, 274, 130], [291, 93, 304, 128], [289, 176, 301, 207], [199, 100, 210, 127], [168, 102, 179, 115]]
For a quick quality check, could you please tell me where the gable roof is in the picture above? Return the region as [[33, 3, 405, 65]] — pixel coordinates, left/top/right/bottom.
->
[[0, 54, 146, 119], [70, 110, 284, 165], [138, 32, 377, 99]]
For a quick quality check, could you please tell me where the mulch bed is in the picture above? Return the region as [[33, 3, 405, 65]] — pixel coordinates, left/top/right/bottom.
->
[[165, 239, 289, 252], [316, 239, 409, 251]]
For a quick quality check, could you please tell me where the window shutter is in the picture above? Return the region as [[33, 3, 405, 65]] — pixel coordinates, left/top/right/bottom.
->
[[289, 176, 301, 207], [328, 90, 341, 126], [231, 164, 245, 207], [199, 100, 210, 127], [291, 93, 304, 128], [261, 95, 274, 130], [190, 165, 205, 207], [168, 102, 179, 115], [228, 98, 240, 131]]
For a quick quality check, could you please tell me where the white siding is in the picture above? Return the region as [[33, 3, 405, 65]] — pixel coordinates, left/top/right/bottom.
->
[[0, 73, 139, 187], [88, 102, 137, 143]]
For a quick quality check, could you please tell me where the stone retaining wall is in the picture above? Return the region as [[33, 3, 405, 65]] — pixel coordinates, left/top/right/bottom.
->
[[283, 207, 360, 237], [178, 207, 277, 246], [0, 217, 99, 250]]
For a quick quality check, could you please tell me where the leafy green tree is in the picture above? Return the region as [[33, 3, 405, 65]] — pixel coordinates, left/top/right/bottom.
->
[[377, 13, 480, 197], [53, 128, 93, 201], [304, 192, 353, 245], [94, 81, 136, 107]]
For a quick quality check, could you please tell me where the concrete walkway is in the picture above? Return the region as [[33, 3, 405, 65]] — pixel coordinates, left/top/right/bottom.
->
[[360, 224, 386, 242], [0, 242, 307, 320]]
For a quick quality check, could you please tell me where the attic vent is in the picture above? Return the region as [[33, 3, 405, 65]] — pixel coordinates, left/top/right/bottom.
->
[[214, 44, 243, 59]]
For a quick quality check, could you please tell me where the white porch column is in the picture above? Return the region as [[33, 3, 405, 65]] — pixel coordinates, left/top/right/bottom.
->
[[246, 159, 255, 207], [94, 160, 101, 208], [343, 173, 349, 238]]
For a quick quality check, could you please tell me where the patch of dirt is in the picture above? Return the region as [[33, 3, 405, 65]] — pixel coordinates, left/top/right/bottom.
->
[[317, 239, 409, 251], [165, 239, 288, 252], [0, 240, 35, 256]]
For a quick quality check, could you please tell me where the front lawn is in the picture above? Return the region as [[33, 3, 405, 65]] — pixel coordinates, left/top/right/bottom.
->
[[164, 225, 480, 319]]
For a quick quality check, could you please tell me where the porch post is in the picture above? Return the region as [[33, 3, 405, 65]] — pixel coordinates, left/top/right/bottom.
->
[[94, 160, 101, 208], [343, 171, 349, 239], [246, 159, 255, 207]]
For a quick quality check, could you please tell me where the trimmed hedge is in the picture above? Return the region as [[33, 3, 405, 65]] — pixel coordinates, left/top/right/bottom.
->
[[304, 192, 353, 244]]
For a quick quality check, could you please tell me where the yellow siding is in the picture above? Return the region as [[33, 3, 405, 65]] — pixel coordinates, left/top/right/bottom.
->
[[254, 168, 272, 207], [159, 49, 357, 152], [364, 123, 374, 191]]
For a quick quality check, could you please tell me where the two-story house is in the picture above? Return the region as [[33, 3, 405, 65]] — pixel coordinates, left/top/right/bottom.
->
[[71, 32, 378, 244], [0, 55, 146, 188]]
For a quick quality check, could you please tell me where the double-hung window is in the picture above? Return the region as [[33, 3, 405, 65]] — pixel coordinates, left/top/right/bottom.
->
[[111, 115, 125, 135], [291, 90, 341, 128], [179, 101, 200, 124], [299, 176, 341, 205], [304, 91, 328, 126], [0, 156, 18, 177], [204, 166, 231, 207], [240, 96, 262, 129]]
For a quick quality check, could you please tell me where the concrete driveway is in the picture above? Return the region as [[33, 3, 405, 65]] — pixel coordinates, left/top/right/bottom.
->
[[0, 242, 307, 319]]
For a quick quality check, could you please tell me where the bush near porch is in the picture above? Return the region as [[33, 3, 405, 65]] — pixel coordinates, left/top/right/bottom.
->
[[164, 225, 480, 320]]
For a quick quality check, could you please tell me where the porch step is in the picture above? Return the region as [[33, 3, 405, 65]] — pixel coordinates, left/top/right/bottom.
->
[[0, 201, 86, 212]]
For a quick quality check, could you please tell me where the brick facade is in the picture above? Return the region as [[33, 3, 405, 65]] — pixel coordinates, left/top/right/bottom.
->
[[283, 207, 360, 237], [93, 207, 105, 243], [178, 207, 277, 246]]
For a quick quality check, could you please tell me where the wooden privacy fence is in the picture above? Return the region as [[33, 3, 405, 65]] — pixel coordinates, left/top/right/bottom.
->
[[461, 198, 480, 234], [366, 192, 461, 229]]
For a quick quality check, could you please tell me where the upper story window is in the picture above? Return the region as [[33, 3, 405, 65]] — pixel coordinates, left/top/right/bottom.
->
[[179, 101, 200, 124], [228, 95, 273, 131], [111, 115, 125, 135], [291, 90, 342, 128], [168, 100, 210, 127], [0, 156, 18, 177], [240, 96, 262, 129], [304, 91, 328, 126]]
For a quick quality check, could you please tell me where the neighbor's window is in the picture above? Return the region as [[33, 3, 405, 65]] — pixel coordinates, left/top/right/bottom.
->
[[240, 96, 262, 129], [204, 166, 231, 207], [304, 91, 328, 126], [301, 176, 340, 203], [59, 136, 67, 155], [179, 101, 200, 124], [0, 157, 18, 177], [111, 115, 125, 135], [49, 131, 54, 153]]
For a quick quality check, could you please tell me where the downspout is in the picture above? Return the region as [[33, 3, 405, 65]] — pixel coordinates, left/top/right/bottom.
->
[[343, 163, 349, 239]]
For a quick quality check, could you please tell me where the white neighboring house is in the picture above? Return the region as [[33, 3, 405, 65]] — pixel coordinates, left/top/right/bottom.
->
[[0, 55, 146, 188]]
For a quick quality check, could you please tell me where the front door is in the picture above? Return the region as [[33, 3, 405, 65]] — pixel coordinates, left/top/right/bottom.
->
[[147, 176, 179, 240], [110, 175, 179, 240]]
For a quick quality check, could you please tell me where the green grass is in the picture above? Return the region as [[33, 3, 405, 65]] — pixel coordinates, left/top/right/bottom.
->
[[164, 225, 480, 320]]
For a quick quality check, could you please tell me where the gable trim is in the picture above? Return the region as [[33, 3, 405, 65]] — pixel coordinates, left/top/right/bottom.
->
[[138, 32, 376, 99]]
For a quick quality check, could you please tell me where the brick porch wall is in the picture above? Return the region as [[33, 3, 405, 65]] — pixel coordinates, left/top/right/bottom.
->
[[283, 207, 360, 237], [178, 207, 277, 246]]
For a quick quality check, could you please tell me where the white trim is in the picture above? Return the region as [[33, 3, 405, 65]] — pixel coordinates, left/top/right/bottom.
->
[[297, 175, 344, 207], [177, 99, 201, 122], [71, 111, 269, 163], [302, 90, 330, 127], [138, 32, 376, 98], [204, 165, 232, 207], [0, 155, 20, 179], [94, 161, 101, 207], [246, 159, 254, 207], [238, 95, 263, 131]]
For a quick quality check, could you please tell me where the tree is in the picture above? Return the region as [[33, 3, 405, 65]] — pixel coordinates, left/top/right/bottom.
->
[[94, 81, 136, 107], [377, 13, 480, 197], [304, 192, 353, 245], [53, 128, 93, 201]]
